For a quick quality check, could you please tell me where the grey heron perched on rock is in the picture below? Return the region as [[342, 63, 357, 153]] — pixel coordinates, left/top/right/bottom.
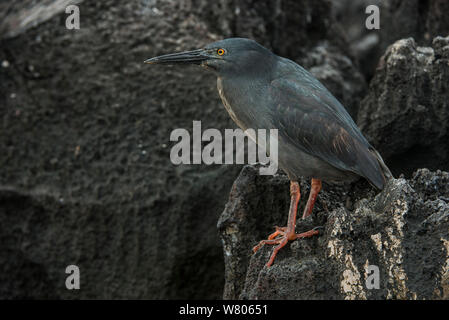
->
[[145, 38, 392, 267]]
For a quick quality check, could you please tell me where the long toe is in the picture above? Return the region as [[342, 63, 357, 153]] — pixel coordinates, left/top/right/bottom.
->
[[295, 227, 321, 239], [266, 237, 289, 267], [254, 226, 322, 266], [252, 238, 283, 253]]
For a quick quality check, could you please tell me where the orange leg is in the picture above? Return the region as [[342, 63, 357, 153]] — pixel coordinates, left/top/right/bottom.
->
[[302, 178, 322, 219], [252, 181, 321, 267]]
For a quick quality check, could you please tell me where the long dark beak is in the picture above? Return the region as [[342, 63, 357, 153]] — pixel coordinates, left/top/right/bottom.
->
[[144, 49, 209, 65]]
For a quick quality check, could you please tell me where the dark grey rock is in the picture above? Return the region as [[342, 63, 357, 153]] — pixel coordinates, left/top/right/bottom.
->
[[219, 165, 449, 299], [332, 0, 449, 81], [379, 0, 449, 49], [331, 0, 384, 80], [358, 36, 449, 177], [0, 0, 240, 299], [0, 0, 84, 39]]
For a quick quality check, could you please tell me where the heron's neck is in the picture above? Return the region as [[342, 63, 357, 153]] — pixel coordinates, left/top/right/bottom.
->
[[217, 76, 269, 131]]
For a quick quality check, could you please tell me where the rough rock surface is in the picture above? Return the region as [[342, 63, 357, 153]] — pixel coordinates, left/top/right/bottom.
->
[[358, 36, 449, 177], [219, 165, 449, 299], [0, 0, 238, 299]]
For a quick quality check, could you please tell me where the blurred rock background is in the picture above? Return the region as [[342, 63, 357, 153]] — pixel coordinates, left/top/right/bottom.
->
[[0, 0, 447, 299]]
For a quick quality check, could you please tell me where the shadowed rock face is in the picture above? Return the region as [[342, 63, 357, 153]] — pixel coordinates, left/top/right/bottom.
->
[[0, 0, 84, 38], [332, 0, 449, 82], [379, 0, 449, 49], [358, 36, 449, 177], [0, 0, 239, 299], [219, 165, 449, 300]]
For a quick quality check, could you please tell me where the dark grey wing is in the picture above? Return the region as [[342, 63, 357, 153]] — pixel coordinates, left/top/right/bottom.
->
[[269, 77, 387, 189]]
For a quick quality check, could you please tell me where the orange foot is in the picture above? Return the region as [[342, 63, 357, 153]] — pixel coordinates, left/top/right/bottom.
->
[[252, 227, 322, 267]]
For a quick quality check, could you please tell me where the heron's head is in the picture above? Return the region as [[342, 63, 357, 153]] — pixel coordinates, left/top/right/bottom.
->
[[145, 38, 275, 77]]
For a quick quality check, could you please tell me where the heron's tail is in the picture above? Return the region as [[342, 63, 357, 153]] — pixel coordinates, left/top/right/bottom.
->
[[369, 148, 393, 190]]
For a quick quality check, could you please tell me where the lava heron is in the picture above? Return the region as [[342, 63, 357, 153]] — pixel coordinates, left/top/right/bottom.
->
[[145, 38, 392, 267]]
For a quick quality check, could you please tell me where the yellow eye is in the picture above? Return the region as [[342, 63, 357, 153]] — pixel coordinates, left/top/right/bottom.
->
[[217, 48, 225, 56]]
